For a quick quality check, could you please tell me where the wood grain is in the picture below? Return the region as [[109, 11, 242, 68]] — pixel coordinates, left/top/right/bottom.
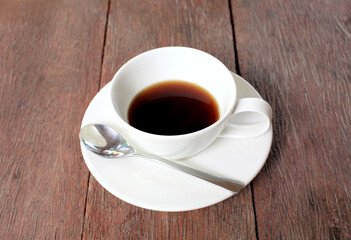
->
[[2, 0, 349, 238], [82, 0, 257, 239], [231, 0, 351, 239], [0, 0, 108, 238]]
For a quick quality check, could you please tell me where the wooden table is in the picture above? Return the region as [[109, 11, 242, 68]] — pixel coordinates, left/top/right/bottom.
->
[[1, 0, 350, 239]]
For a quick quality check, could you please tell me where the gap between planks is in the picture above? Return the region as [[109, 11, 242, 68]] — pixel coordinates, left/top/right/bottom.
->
[[228, 0, 259, 239], [80, 0, 112, 239]]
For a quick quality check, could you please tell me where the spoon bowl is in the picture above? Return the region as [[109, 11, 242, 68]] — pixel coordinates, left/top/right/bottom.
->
[[79, 124, 135, 157]]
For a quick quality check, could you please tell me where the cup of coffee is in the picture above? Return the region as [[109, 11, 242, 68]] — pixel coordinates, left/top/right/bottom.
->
[[110, 47, 272, 160]]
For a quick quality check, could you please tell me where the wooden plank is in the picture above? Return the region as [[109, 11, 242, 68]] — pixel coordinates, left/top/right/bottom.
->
[[0, 0, 108, 238], [82, 0, 257, 239], [231, 0, 351, 239]]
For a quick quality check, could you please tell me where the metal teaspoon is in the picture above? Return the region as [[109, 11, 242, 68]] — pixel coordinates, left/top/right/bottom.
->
[[79, 124, 244, 193]]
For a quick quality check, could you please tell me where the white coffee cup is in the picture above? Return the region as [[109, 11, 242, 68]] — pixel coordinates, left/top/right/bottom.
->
[[110, 47, 272, 160]]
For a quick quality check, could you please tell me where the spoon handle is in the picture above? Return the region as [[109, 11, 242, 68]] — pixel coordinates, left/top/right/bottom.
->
[[135, 153, 244, 194]]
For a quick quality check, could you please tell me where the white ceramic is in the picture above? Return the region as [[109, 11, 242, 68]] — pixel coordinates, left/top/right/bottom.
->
[[80, 72, 273, 212], [110, 47, 272, 160]]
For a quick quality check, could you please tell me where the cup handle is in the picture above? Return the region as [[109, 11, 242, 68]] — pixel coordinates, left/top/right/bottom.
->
[[220, 98, 272, 138]]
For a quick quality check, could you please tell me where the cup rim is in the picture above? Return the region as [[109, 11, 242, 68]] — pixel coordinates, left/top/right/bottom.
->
[[110, 46, 237, 139]]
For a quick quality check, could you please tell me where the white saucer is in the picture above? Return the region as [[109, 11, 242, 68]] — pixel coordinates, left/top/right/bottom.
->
[[80, 72, 273, 212]]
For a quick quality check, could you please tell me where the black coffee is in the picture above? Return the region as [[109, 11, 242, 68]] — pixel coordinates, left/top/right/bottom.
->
[[127, 80, 219, 135]]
